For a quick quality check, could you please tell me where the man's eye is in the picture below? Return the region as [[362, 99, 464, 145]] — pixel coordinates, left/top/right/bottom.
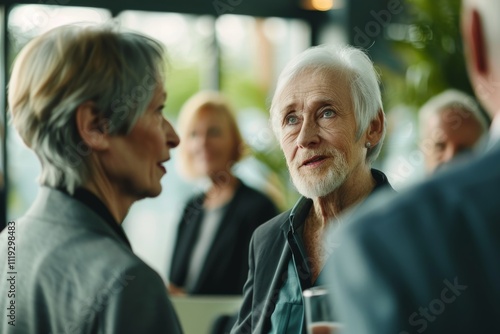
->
[[434, 142, 445, 152], [285, 115, 298, 125], [322, 109, 335, 118]]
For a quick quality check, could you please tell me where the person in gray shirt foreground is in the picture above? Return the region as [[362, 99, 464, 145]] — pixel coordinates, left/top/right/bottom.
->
[[327, 0, 500, 333], [0, 25, 183, 333]]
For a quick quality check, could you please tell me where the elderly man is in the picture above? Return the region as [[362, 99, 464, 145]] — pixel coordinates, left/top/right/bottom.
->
[[419, 89, 489, 173], [328, 0, 500, 333], [230, 44, 394, 334]]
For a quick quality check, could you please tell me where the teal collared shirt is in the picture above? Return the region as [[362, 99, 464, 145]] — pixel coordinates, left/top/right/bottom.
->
[[269, 257, 305, 333], [270, 197, 314, 334]]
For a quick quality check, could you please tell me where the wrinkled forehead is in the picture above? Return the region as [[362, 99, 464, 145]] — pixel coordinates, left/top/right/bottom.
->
[[273, 67, 353, 113]]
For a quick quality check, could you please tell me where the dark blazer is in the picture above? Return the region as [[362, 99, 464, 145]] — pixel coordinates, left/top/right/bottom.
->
[[231, 169, 394, 334], [0, 187, 182, 334], [328, 144, 500, 333], [230, 209, 293, 334], [169, 180, 278, 295]]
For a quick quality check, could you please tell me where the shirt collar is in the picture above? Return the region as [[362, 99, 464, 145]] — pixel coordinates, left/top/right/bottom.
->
[[371, 168, 394, 193], [288, 196, 313, 234], [63, 187, 132, 249]]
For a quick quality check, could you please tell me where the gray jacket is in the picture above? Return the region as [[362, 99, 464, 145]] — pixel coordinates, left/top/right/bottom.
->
[[0, 187, 182, 334], [328, 143, 500, 333]]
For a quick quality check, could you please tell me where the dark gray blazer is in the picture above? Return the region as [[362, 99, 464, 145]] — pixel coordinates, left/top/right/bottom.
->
[[328, 144, 500, 333], [0, 187, 182, 334], [230, 209, 292, 334]]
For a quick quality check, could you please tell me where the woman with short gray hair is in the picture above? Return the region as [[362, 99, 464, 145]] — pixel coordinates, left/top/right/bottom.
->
[[0, 25, 182, 333]]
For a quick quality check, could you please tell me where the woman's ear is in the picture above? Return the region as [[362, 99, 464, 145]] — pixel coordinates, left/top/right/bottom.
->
[[75, 102, 110, 151], [365, 108, 385, 146]]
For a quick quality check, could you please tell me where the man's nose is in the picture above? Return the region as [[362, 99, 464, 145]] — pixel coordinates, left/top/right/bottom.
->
[[441, 145, 460, 164], [296, 119, 320, 148]]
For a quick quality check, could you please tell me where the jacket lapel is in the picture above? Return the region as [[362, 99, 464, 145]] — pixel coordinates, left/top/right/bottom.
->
[[255, 224, 293, 333]]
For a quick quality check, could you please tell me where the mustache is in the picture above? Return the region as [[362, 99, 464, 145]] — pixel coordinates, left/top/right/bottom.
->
[[297, 149, 342, 160]]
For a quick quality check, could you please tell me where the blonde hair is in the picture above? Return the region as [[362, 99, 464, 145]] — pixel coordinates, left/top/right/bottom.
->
[[8, 24, 166, 193], [176, 91, 247, 179]]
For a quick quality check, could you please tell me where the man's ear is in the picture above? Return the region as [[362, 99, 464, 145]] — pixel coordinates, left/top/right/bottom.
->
[[75, 102, 110, 151], [365, 108, 385, 146], [470, 9, 488, 75]]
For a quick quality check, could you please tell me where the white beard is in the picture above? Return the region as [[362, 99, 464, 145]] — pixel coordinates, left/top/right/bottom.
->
[[289, 149, 349, 198]]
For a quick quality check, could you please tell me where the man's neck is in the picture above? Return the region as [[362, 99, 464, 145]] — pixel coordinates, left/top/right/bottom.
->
[[301, 167, 375, 283], [308, 168, 375, 229]]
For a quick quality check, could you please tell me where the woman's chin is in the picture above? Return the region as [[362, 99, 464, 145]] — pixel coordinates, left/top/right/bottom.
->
[[150, 185, 163, 197], [139, 184, 163, 199]]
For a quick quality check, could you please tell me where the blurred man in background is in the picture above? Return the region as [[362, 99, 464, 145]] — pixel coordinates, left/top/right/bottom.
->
[[419, 89, 489, 174]]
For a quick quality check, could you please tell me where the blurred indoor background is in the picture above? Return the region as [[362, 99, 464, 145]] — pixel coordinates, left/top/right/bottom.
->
[[1, 0, 473, 281]]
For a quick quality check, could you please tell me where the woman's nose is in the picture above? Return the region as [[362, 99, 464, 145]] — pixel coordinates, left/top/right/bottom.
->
[[165, 119, 180, 148]]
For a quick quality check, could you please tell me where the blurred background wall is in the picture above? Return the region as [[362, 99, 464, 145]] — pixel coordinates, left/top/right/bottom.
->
[[1, 0, 476, 281]]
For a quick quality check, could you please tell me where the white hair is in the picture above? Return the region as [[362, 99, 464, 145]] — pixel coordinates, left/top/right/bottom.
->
[[269, 44, 385, 165], [419, 89, 489, 138]]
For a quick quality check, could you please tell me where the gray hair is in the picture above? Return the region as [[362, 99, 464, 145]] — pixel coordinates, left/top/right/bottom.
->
[[8, 25, 166, 194], [269, 44, 385, 165], [418, 89, 489, 138]]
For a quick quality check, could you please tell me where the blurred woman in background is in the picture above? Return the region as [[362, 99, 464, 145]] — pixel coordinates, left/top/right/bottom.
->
[[168, 91, 278, 295]]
